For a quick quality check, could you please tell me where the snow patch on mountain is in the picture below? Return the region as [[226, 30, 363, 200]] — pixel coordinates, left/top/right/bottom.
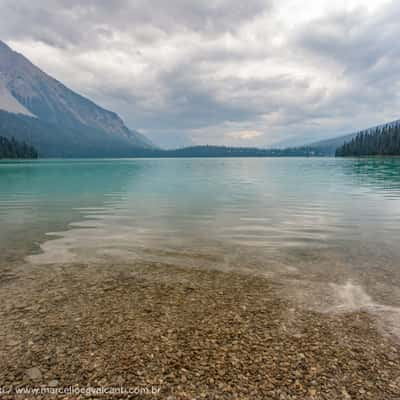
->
[[0, 77, 35, 117]]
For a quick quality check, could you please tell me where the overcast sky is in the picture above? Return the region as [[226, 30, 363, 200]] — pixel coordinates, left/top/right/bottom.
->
[[1, 0, 400, 148]]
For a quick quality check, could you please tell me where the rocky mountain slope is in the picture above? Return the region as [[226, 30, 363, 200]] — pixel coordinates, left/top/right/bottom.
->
[[0, 40, 152, 156], [0, 79, 35, 116]]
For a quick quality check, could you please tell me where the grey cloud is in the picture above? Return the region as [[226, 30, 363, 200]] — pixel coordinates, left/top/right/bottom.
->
[[0, 0, 270, 48], [295, 4, 400, 83], [1, 0, 400, 147]]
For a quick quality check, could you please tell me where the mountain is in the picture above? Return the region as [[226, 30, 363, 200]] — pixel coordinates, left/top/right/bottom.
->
[[306, 133, 358, 155], [0, 78, 35, 117], [307, 119, 400, 156], [0, 40, 152, 156]]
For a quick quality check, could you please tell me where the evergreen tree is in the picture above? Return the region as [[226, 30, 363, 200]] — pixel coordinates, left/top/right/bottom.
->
[[336, 123, 400, 156], [0, 136, 38, 159]]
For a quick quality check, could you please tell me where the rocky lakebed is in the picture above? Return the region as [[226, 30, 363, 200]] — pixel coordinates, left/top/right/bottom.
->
[[0, 261, 399, 399]]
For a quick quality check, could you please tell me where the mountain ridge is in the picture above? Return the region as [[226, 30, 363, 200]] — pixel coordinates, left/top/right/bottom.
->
[[306, 119, 400, 155], [0, 40, 153, 156]]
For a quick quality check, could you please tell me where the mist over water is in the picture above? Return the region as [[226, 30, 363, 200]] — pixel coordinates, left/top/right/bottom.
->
[[1, 157, 400, 333]]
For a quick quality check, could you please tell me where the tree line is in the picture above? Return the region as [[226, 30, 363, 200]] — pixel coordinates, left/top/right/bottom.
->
[[336, 123, 400, 156], [0, 136, 38, 159], [122, 145, 329, 158]]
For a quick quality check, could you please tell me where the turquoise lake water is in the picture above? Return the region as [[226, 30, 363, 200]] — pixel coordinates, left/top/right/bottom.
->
[[1, 158, 400, 327]]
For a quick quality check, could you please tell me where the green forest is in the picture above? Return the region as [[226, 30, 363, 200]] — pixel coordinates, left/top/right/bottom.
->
[[336, 123, 400, 156], [0, 136, 38, 159], [126, 145, 328, 158]]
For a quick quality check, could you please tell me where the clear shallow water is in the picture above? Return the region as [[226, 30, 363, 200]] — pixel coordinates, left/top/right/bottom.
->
[[1, 158, 400, 330]]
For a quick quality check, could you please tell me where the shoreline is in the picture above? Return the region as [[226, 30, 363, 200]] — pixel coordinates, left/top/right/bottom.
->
[[0, 262, 399, 399]]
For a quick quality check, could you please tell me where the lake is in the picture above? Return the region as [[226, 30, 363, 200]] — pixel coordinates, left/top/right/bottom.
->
[[1, 157, 400, 329]]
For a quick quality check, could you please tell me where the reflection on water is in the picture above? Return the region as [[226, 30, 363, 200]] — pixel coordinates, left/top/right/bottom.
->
[[341, 158, 400, 195], [0, 159, 144, 261], [1, 157, 400, 333]]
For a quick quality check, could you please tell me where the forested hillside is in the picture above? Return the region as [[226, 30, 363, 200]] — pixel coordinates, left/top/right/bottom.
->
[[0, 110, 150, 157], [336, 123, 400, 156], [0, 136, 38, 159]]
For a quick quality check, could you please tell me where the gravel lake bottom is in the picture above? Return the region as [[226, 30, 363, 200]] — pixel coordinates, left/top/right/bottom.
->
[[0, 261, 399, 400]]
